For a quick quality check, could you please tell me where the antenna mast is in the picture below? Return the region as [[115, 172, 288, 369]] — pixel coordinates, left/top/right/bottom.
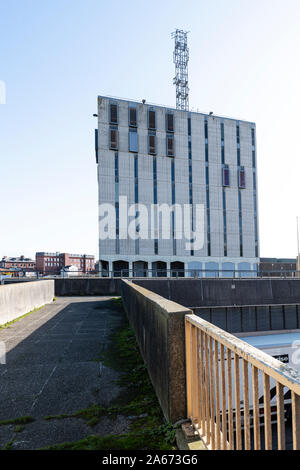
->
[[172, 29, 190, 111]]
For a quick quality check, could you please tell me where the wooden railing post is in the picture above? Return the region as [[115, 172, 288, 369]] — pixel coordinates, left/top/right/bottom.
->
[[185, 319, 192, 419], [243, 359, 251, 450], [220, 344, 227, 450], [276, 382, 285, 450], [234, 354, 242, 450], [263, 373, 272, 450], [252, 366, 261, 450], [292, 391, 300, 450]]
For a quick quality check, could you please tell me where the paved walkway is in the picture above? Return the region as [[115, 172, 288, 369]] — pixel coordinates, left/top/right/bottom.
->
[[0, 297, 128, 450]]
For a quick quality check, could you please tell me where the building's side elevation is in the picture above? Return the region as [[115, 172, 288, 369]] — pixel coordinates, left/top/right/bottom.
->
[[96, 96, 259, 277]]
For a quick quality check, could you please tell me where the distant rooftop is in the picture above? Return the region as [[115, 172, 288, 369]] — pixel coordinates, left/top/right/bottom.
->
[[260, 258, 296, 263]]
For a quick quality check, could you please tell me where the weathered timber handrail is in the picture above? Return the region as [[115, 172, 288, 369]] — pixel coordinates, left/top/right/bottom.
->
[[186, 314, 300, 450]]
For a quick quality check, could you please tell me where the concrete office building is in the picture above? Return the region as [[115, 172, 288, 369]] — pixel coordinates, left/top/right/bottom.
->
[[95, 96, 259, 277]]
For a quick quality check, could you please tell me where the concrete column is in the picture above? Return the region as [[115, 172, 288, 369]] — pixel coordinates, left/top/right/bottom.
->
[[108, 261, 113, 278], [129, 261, 133, 278], [148, 261, 152, 278], [167, 261, 171, 278], [184, 262, 188, 278]]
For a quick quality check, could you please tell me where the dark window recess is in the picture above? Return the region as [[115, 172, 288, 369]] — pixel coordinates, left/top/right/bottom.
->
[[149, 134, 156, 155], [166, 113, 174, 132], [129, 107, 137, 127], [95, 129, 98, 164], [110, 104, 118, 124], [148, 110, 156, 130], [239, 168, 246, 189], [167, 135, 175, 157], [129, 129, 138, 153], [223, 166, 230, 187], [110, 129, 118, 150], [205, 120, 208, 139]]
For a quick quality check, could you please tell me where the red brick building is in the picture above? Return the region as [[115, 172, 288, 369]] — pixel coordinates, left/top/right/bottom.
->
[[1, 256, 36, 270], [35, 252, 95, 274]]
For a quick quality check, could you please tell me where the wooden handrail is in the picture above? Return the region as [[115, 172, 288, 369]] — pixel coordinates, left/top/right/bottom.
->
[[185, 314, 300, 450]]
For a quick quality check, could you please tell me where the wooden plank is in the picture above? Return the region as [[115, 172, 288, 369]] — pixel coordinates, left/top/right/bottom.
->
[[220, 344, 227, 450], [204, 333, 211, 446], [263, 373, 272, 450], [191, 325, 198, 426], [185, 320, 192, 419], [234, 354, 242, 450], [243, 359, 251, 450], [292, 391, 300, 450], [252, 366, 261, 450], [209, 336, 216, 450], [199, 330, 206, 437], [276, 382, 285, 450], [214, 339, 221, 449], [227, 349, 234, 450], [196, 330, 202, 432]]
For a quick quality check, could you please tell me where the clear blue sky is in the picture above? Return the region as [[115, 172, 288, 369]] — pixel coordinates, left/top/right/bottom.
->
[[1, 0, 300, 260]]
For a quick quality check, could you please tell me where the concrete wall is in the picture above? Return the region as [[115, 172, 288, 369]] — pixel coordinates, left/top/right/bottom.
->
[[132, 278, 300, 308], [121, 279, 192, 423], [0, 280, 54, 325], [54, 278, 122, 297]]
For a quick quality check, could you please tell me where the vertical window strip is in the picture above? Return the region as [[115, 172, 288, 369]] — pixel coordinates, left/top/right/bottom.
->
[[134, 155, 139, 255], [171, 160, 176, 256], [188, 115, 194, 256], [115, 152, 120, 254], [205, 118, 211, 256], [221, 122, 227, 257], [153, 157, 158, 255], [236, 123, 243, 257]]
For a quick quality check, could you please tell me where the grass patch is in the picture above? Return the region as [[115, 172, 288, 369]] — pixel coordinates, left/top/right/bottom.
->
[[14, 425, 25, 433], [2, 440, 14, 450], [0, 306, 45, 330], [42, 302, 177, 450], [0, 416, 34, 427]]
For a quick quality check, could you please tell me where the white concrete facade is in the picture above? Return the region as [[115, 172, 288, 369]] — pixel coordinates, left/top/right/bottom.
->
[[96, 96, 259, 277]]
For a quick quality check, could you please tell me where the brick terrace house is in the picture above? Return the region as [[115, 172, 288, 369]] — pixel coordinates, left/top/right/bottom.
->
[[1, 256, 36, 270], [35, 253, 95, 274]]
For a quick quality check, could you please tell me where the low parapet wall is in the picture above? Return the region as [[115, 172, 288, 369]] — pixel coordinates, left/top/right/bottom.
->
[[54, 278, 122, 296], [0, 280, 54, 325], [121, 279, 192, 423], [132, 278, 300, 307]]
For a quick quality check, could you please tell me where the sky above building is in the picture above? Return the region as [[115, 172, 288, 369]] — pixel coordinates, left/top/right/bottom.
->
[[0, 0, 300, 260]]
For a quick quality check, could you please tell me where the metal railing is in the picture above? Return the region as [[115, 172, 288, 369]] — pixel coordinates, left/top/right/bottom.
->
[[185, 314, 300, 450], [1, 268, 300, 281]]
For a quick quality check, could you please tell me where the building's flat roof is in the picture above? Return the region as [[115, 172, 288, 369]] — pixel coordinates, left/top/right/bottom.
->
[[260, 258, 296, 263], [243, 332, 300, 349], [98, 94, 255, 125]]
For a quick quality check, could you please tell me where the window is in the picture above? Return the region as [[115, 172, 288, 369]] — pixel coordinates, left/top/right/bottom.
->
[[148, 134, 156, 155], [110, 127, 118, 150], [166, 113, 174, 132], [148, 110, 156, 130], [167, 134, 174, 157], [109, 103, 118, 124], [205, 119, 208, 140], [129, 129, 138, 152], [238, 167, 246, 189], [223, 166, 230, 187], [129, 107, 137, 127]]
